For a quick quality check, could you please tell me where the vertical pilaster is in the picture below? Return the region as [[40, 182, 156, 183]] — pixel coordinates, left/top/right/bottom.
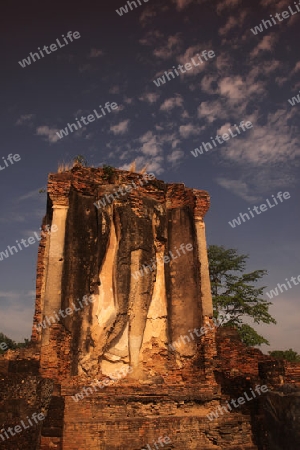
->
[[193, 191, 213, 318], [42, 204, 69, 345], [194, 218, 213, 317], [165, 185, 202, 358]]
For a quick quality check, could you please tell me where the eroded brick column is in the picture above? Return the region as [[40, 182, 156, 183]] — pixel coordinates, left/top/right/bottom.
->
[[42, 205, 69, 346], [166, 185, 202, 358], [41, 181, 70, 347], [193, 190, 213, 318]]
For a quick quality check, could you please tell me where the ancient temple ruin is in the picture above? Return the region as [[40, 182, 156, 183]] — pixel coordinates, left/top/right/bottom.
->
[[1, 166, 300, 450], [32, 166, 215, 382]]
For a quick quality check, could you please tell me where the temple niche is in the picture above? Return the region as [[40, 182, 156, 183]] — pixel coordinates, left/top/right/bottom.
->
[[32, 166, 214, 380]]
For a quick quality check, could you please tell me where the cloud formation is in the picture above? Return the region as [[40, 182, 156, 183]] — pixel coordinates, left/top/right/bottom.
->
[[110, 120, 130, 135], [35, 126, 60, 143]]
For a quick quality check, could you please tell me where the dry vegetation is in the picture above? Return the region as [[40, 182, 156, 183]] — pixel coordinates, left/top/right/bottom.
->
[[57, 159, 148, 174], [57, 161, 75, 173]]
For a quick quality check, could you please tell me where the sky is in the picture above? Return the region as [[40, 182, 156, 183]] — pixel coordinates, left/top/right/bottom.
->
[[0, 0, 299, 354]]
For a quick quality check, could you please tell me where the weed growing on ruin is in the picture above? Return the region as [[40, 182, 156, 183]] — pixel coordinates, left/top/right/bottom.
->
[[102, 164, 115, 181], [73, 154, 88, 166]]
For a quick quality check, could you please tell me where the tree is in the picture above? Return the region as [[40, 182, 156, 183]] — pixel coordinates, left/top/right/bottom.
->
[[0, 332, 17, 353], [269, 349, 300, 362], [0, 332, 29, 353], [208, 245, 276, 346]]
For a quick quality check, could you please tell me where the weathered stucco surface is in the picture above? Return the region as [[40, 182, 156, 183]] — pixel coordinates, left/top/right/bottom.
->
[[34, 167, 212, 379], [1, 167, 300, 450]]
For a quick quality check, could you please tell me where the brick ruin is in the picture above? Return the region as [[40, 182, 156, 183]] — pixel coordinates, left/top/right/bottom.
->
[[1, 166, 300, 450]]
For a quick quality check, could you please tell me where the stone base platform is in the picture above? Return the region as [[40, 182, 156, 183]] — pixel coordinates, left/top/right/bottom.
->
[[39, 384, 257, 450]]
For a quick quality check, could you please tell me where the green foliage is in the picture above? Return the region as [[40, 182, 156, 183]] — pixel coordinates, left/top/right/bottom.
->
[[0, 332, 30, 353], [208, 245, 276, 346], [38, 188, 46, 194], [0, 332, 17, 353], [237, 324, 270, 346], [102, 164, 115, 181], [269, 349, 300, 362], [16, 338, 30, 349], [73, 154, 87, 166]]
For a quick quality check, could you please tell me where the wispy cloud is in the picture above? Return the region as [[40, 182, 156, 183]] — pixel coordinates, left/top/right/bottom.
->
[[17, 188, 44, 202], [110, 119, 130, 135], [172, 0, 195, 10], [16, 114, 35, 126], [139, 30, 164, 47], [109, 85, 121, 94], [260, 0, 290, 8], [153, 33, 183, 60], [35, 126, 60, 143], [176, 44, 214, 76], [139, 92, 160, 104], [160, 95, 183, 111], [250, 34, 278, 58], [0, 212, 27, 224], [89, 48, 103, 58], [139, 6, 157, 25], [216, 178, 262, 202], [219, 10, 249, 36], [179, 123, 204, 138], [167, 149, 184, 164], [79, 63, 93, 73], [216, 0, 242, 14], [139, 131, 162, 156]]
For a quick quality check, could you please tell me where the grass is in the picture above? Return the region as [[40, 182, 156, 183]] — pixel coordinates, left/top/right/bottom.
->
[[57, 161, 75, 173]]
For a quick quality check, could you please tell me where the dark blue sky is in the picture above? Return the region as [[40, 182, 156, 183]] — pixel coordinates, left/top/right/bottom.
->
[[0, 0, 299, 352]]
